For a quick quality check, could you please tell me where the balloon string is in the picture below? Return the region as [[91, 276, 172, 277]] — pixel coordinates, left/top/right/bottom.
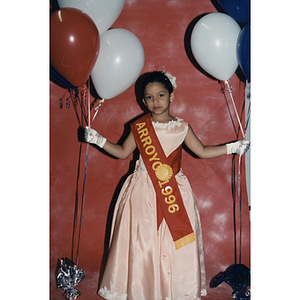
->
[[76, 84, 91, 266], [76, 89, 88, 126], [245, 102, 251, 132], [70, 90, 82, 125], [71, 87, 89, 266], [92, 99, 105, 122], [88, 79, 91, 128], [238, 154, 243, 264], [245, 81, 251, 132], [224, 80, 245, 139], [76, 142, 89, 266]]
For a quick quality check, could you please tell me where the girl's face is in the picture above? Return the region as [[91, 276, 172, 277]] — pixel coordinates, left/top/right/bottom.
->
[[143, 82, 174, 117]]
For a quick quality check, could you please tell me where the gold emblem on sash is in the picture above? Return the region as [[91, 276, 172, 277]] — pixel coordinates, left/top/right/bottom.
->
[[155, 164, 173, 181]]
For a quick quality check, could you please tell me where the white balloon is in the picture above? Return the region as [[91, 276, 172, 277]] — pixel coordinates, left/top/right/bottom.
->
[[57, 0, 125, 34], [91, 29, 145, 99], [191, 13, 241, 81]]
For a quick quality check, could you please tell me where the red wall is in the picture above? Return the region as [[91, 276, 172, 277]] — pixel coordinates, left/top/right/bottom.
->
[[50, 1, 250, 299]]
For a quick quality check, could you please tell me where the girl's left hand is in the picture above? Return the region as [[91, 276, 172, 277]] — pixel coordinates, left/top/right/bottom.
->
[[226, 140, 250, 155]]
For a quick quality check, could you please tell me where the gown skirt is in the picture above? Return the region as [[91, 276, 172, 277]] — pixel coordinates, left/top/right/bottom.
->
[[98, 119, 207, 300]]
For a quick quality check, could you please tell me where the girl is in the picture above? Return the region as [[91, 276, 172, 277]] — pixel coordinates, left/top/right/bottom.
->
[[85, 71, 249, 300]]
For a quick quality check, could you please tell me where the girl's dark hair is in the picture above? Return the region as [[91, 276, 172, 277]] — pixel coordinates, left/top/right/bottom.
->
[[141, 71, 173, 96]]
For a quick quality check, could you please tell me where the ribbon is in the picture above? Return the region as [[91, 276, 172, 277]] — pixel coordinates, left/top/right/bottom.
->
[[92, 99, 105, 122]]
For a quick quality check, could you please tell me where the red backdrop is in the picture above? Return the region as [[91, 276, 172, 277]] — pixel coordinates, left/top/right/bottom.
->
[[50, 1, 250, 299]]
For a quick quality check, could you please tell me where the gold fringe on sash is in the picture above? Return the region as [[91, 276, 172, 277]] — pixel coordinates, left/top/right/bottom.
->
[[174, 232, 196, 250]]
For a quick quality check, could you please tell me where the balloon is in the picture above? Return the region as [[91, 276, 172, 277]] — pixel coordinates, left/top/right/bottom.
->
[[217, 0, 250, 24], [50, 8, 100, 87], [237, 22, 250, 81], [50, 65, 76, 89], [57, 0, 125, 35], [91, 28, 145, 99], [191, 13, 241, 81]]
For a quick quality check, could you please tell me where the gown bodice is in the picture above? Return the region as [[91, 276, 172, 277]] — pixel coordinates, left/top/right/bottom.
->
[[138, 118, 188, 172]]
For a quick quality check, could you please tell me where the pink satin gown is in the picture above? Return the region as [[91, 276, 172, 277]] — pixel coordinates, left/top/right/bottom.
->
[[98, 118, 207, 300]]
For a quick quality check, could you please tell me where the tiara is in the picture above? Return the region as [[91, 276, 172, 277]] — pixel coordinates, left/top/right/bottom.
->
[[162, 71, 177, 89]]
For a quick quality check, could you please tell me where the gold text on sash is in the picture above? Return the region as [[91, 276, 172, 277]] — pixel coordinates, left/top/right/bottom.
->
[[136, 122, 179, 214]]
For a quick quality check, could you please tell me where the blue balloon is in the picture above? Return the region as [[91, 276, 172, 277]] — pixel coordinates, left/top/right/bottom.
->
[[217, 0, 250, 24], [237, 22, 250, 81], [50, 65, 77, 89]]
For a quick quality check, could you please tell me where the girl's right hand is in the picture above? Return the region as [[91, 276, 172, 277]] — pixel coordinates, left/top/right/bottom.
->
[[84, 127, 107, 148]]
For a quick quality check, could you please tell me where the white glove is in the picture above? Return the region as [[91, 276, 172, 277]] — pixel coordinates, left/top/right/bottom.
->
[[84, 126, 107, 148], [226, 140, 250, 155]]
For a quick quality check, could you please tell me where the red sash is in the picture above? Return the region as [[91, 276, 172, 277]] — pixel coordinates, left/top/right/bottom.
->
[[131, 113, 195, 250]]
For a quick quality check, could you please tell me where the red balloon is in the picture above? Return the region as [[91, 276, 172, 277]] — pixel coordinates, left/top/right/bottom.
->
[[50, 8, 100, 87]]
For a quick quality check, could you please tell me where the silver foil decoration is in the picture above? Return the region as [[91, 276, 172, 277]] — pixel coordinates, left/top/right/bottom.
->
[[57, 258, 85, 300]]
